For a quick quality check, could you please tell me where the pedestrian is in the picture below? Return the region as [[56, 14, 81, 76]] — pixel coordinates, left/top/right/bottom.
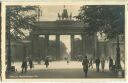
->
[[38, 58, 41, 64], [67, 58, 70, 64], [101, 57, 105, 72], [89, 58, 93, 69], [82, 56, 89, 77], [21, 60, 27, 73], [95, 57, 100, 72], [29, 58, 33, 70], [109, 57, 113, 71], [44, 58, 49, 68]]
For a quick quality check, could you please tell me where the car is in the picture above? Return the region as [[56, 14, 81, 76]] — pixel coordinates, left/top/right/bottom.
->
[[45, 56, 53, 62]]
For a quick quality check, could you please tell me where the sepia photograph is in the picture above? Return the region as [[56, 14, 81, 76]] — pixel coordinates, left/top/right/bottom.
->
[[5, 4, 125, 79]]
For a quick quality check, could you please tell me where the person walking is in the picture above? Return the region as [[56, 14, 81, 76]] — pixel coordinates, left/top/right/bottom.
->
[[44, 58, 49, 68], [21, 60, 27, 73], [29, 58, 33, 70], [82, 56, 89, 77], [95, 57, 100, 72], [89, 58, 93, 69], [67, 58, 70, 64], [109, 57, 113, 71], [101, 57, 105, 72]]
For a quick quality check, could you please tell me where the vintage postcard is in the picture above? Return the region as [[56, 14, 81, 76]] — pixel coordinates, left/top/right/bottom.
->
[[0, 1, 128, 83]]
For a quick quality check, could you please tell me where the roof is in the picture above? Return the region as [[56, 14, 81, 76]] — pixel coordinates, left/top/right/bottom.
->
[[34, 20, 86, 29], [31, 20, 88, 35]]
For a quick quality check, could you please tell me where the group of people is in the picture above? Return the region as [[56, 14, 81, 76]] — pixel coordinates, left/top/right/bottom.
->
[[82, 56, 114, 77], [21, 58, 33, 73], [21, 57, 50, 73], [21, 56, 114, 77]]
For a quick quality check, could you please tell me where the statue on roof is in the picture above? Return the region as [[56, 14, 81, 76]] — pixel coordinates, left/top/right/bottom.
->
[[57, 13, 61, 20], [57, 5, 73, 21], [62, 5, 68, 20], [69, 12, 72, 20]]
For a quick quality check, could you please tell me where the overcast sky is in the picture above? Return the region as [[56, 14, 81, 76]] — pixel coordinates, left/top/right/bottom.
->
[[39, 5, 82, 21]]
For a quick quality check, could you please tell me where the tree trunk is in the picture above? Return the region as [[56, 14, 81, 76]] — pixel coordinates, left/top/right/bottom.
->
[[6, 27, 11, 74]]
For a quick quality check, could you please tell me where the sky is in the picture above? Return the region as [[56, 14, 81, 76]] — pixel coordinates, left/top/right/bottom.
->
[[39, 5, 82, 21]]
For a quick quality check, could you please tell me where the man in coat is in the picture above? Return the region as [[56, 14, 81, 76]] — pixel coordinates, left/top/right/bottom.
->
[[82, 56, 89, 77], [29, 58, 33, 70], [21, 60, 27, 73], [95, 57, 100, 72], [45, 58, 49, 68], [109, 57, 113, 70]]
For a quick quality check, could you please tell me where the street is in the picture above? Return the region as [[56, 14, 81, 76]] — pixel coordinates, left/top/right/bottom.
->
[[8, 61, 123, 78]]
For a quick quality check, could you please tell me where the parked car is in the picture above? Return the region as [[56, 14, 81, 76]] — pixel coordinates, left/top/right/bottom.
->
[[45, 56, 53, 62]]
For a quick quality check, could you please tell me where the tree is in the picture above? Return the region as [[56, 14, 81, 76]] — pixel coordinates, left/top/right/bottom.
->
[[6, 6, 39, 39], [76, 5, 124, 69], [6, 6, 40, 73]]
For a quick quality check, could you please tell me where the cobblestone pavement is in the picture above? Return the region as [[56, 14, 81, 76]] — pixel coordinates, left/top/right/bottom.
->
[[8, 61, 124, 78]]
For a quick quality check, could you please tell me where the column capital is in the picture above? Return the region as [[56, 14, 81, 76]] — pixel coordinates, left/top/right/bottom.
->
[[71, 35, 74, 38], [56, 34, 60, 37], [45, 34, 49, 36], [81, 33, 86, 35]]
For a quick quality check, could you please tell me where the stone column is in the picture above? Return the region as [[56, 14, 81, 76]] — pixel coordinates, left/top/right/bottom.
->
[[35, 34, 39, 55], [30, 34, 35, 56], [82, 34, 86, 56], [30, 34, 38, 59], [45, 35, 49, 57], [56, 35, 60, 60], [23, 43, 26, 60], [71, 35, 74, 57], [41, 36, 45, 59]]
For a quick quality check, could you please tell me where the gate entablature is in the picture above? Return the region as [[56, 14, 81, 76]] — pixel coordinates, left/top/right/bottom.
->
[[31, 20, 87, 35]]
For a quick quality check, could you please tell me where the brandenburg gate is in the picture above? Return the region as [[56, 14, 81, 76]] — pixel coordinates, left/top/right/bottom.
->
[[30, 8, 96, 59]]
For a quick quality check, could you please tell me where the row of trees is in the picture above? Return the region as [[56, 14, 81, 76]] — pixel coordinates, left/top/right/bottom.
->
[[76, 5, 124, 69]]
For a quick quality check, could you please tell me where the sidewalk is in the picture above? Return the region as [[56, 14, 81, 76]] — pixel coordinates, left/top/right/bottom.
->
[[7, 61, 120, 78]]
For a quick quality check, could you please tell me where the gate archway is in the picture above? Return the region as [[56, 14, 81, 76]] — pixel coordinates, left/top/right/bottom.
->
[[30, 20, 96, 60]]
